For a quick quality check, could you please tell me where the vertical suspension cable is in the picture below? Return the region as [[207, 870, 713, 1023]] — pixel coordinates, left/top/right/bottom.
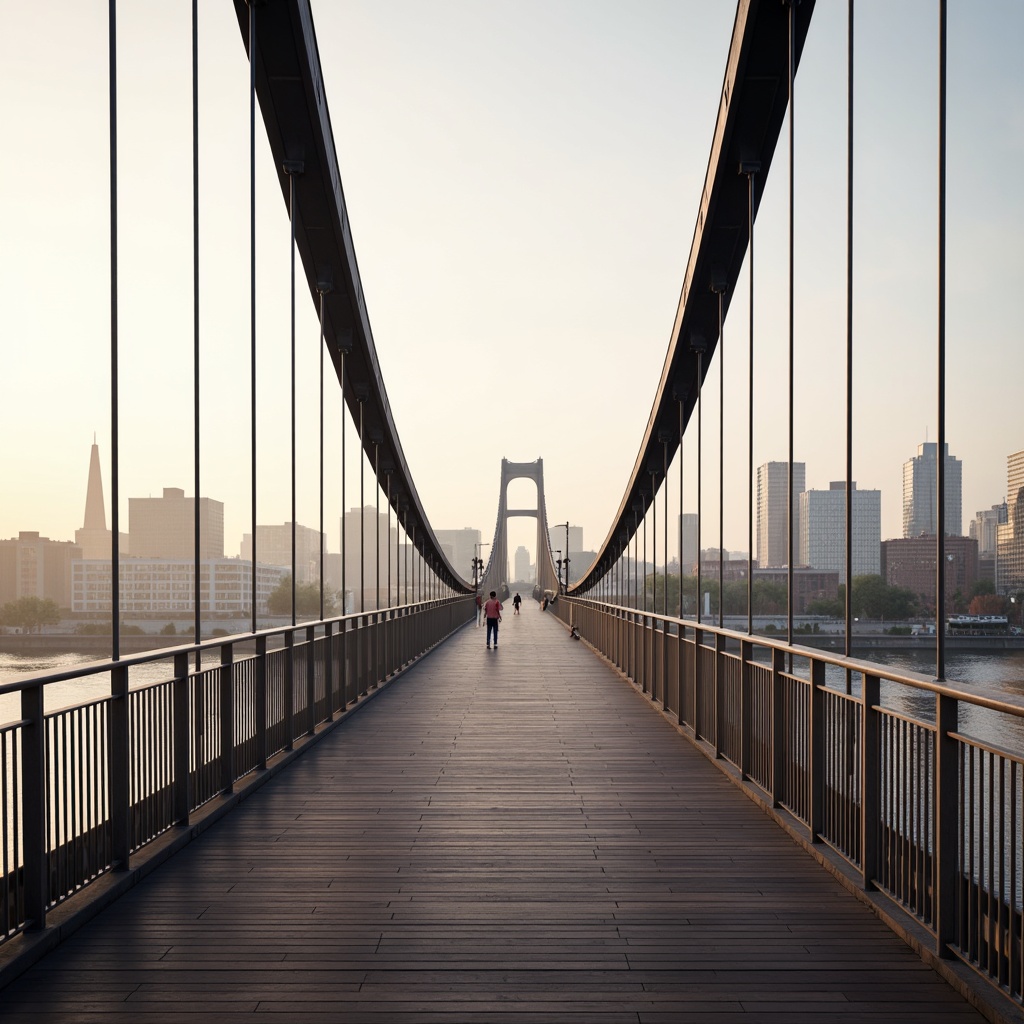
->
[[317, 285, 328, 622], [694, 343, 704, 625], [248, 0, 257, 634], [288, 169, 297, 627], [936, 0, 947, 680], [108, 0, 120, 661], [358, 400, 365, 613], [744, 165, 758, 636], [679, 397, 684, 618], [192, 0, 201, 661], [845, 0, 855, 679], [340, 351, 346, 616], [786, 0, 796, 648], [717, 285, 725, 629], [386, 475, 392, 609], [663, 438, 668, 619], [374, 442, 380, 611]]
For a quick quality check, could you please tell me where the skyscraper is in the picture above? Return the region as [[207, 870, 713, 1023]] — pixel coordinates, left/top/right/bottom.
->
[[757, 462, 805, 568], [996, 449, 1024, 594], [798, 482, 881, 577], [514, 545, 531, 582], [677, 512, 698, 573], [902, 442, 962, 538]]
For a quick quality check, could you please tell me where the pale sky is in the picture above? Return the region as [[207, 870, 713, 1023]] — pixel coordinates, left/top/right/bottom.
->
[[1, 1, 1022, 581]]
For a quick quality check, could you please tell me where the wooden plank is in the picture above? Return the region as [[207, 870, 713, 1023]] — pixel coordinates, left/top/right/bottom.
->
[[0, 609, 993, 1022]]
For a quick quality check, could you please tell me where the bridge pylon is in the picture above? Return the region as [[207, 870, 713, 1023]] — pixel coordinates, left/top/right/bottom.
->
[[480, 458, 560, 603]]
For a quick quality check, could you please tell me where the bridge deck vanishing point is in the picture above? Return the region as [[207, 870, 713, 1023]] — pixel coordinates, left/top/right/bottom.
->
[[0, 607, 991, 1023]]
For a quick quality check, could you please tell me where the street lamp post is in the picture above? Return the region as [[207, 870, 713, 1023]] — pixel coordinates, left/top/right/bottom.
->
[[473, 542, 490, 625], [553, 549, 561, 594], [554, 521, 571, 593]]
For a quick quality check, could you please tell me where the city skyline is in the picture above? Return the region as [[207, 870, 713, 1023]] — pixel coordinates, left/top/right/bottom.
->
[[2, 3, 1022, 579]]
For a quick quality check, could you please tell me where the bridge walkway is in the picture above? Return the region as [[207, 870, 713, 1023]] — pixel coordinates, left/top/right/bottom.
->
[[1, 605, 988, 1022]]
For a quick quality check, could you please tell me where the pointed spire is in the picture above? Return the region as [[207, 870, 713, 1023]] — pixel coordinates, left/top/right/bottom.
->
[[83, 439, 107, 531]]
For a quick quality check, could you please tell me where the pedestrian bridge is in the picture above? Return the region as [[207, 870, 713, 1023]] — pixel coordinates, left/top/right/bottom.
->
[[1, 0, 1023, 1021], [0, 607, 1000, 1022]]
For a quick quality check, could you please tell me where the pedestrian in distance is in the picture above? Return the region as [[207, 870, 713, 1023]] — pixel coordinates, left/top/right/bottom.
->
[[484, 590, 502, 649], [513, 592, 522, 615]]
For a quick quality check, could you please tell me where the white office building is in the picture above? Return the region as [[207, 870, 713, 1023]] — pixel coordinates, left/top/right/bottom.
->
[[72, 558, 288, 616], [799, 482, 881, 577]]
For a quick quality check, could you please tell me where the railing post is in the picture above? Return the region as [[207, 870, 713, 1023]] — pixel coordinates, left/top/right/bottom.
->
[[770, 647, 785, 808], [20, 683, 46, 930], [324, 620, 335, 717], [861, 672, 880, 890], [693, 627, 703, 739], [172, 651, 190, 825], [255, 635, 268, 770], [306, 625, 316, 735], [714, 632, 725, 758], [935, 691, 959, 958], [220, 643, 234, 795], [809, 659, 825, 843], [110, 662, 130, 869], [285, 630, 295, 748], [740, 639, 752, 780]]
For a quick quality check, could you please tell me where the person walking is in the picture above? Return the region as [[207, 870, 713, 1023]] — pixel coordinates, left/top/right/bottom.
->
[[484, 590, 502, 649], [513, 592, 522, 615]]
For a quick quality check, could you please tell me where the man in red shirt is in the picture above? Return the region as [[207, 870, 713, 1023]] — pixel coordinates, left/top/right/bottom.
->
[[483, 591, 502, 649]]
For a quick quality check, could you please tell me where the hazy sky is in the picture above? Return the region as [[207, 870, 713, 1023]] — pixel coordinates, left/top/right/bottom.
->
[[2, 1, 1022, 580]]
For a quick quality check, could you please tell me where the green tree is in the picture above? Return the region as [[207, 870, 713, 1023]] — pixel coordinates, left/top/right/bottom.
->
[[0, 596, 61, 633], [850, 575, 916, 621], [751, 580, 786, 615], [644, 572, 681, 612], [267, 575, 339, 618]]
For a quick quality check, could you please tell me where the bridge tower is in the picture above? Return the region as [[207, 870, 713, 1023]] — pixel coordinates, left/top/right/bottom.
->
[[480, 459, 560, 602]]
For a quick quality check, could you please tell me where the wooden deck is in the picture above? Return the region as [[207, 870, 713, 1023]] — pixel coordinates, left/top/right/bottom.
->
[[0, 606, 995, 1022]]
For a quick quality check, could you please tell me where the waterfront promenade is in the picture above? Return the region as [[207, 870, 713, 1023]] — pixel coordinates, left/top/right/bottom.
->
[[0, 606, 993, 1022]]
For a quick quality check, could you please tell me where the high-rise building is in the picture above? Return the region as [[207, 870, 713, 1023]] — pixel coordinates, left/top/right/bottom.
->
[[129, 487, 224, 560], [757, 462, 805, 568], [799, 482, 881, 577], [240, 523, 326, 585], [341, 507, 399, 610], [514, 545, 531, 583], [677, 513, 699, 573], [902, 441, 962, 538], [996, 449, 1024, 594], [970, 502, 1008, 557], [548, 525, 583, 556], [0, 532, 81, 607], [435, 527, 481, 582], [75, 439, 127, 560]]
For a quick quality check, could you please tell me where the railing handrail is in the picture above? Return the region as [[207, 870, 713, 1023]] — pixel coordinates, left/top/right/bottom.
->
[[0, 595, 463, 698], [572, 595, 1024, 719]]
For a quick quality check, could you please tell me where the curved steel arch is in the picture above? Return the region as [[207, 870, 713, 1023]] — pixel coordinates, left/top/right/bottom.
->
[[575, 0, 815, 593], [231, 0, 470, 593]]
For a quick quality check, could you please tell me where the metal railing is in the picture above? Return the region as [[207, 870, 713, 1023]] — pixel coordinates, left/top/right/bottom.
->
[[556, 596, 1024, 1009], [0, 596, 472, 943]]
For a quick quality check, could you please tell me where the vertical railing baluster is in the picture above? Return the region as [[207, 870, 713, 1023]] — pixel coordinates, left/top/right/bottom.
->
[[20, 684, 45, 930], [255, 636, 268, 771], [935, 691, 958, 958], [809, 660, 824, 843], [770, 648, 785, 808], [173, 651, 190, 825], [861, 673, 880, 891], [220, 644, 234, 795], [306, 625, 316, 735], [110, 664, 130, 871]]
